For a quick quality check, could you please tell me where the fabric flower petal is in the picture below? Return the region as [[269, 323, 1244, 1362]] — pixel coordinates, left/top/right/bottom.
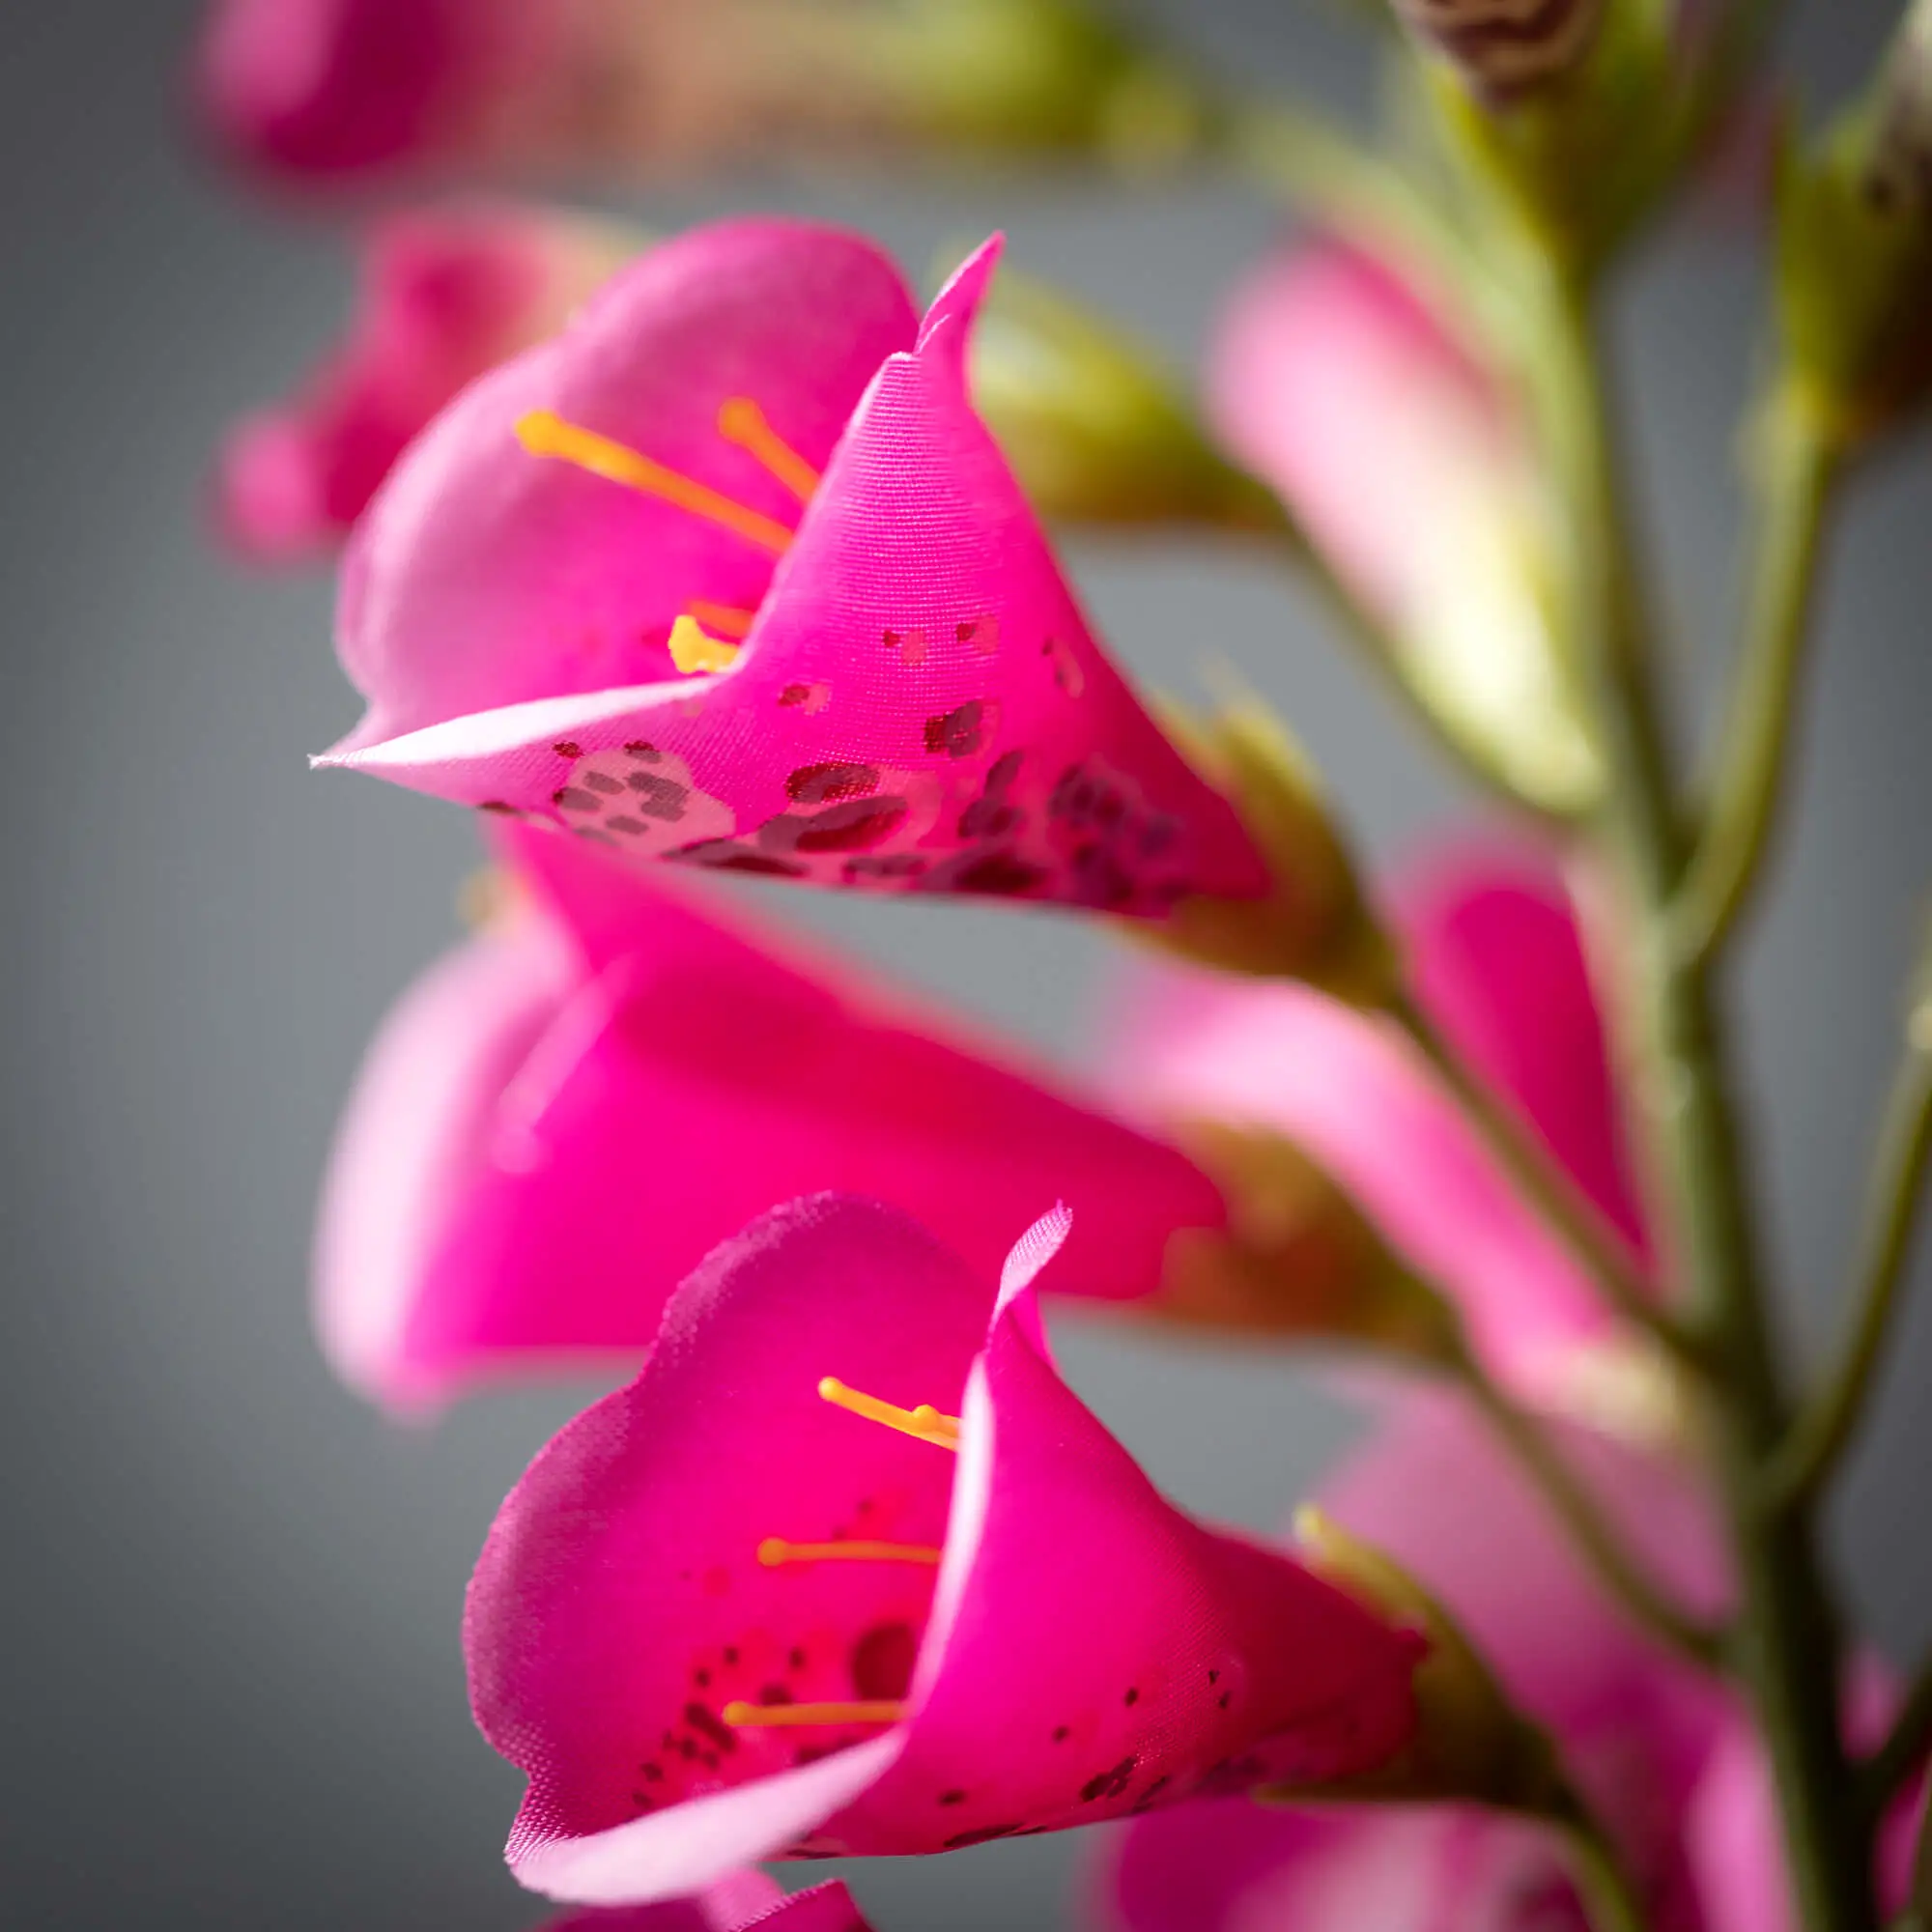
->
[[1398, 838, 1648, 1260], [467, 1197, 1416, 1904], [322, 224, 1269, 920], [1209, 238, 1597, 813], [1098, 960, 1615, 1392], [317, 822, 1226, 1410], [547, 1875, 875, 1931], [1106, 1395, 1732, 1932], [217, 202, 635, 565]]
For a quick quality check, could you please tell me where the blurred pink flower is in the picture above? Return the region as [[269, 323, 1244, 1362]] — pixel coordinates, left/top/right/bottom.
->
[[1105, 1396, 1732, 1932], [467, 1196, 1418, 1904], [547, 1871, 874, 1930], [194, 0, 599, 182], [1209, 240, 1597, 813], [1105, 1394, 1916, 1932], [318, 220, 1268, 920], [318, 820, 1225, 1411], [217, 202, 633, 565], [1100, 839, 1651, 1402]]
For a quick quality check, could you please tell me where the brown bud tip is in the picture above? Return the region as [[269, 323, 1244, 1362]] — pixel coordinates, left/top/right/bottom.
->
[[1395, 0, 1607, 99], [1865, 0, 1932, 217]]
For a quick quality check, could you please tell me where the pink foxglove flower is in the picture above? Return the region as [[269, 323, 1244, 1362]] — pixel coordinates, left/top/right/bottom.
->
[[318, 821, 1225, 1411], [1209, 241, 1598, 813], [218, 202, 633, 565], [1108, 1395, 1735, 1932], [466, 1196, 1418, 1904], [1101, 839, 1651, 1403], [1107, 1393, 1917, 1931], [319, 221, 1269, 920], [548, 1871, 874, 1930]]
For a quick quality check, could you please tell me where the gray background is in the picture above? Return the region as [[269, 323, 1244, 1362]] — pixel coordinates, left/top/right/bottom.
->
[[4, 2, 1927, 1926]]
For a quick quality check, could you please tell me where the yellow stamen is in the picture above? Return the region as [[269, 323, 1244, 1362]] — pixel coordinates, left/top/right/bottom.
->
[[668, 613, 744, 674], [757, 1537, 942, 1567], [515, 410, 794, 554], [688, 600, 757, 639], [817, 1377, 960, 1451], [717, 396, 821, 503], [724, 1699, 905, 1728]]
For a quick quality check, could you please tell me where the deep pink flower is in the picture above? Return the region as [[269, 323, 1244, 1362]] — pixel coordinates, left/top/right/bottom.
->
[[194, 0, 590, 180], [1107, 1395, 1918, 1932], [319, 220, 1269, 920], [1107, 1396, 1734, 1932], [1209, 240, 1597, 812], [547, 1872, 874, 1931], [466, 1196, 1418, 1904], [1099, 840, 1645, 1398], [218, 202, 633, 565], [318, 820, 1226, 1410]]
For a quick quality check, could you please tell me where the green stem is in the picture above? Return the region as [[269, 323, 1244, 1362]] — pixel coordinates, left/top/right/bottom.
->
[[1864, 1654, 1932, 1819], [1902, 1758, 1932, 1932], [1670, 395, 1841, 964], [1763, 998, 1932, 1508], [1537, 271, 1877, 1932], [1394, 990, 1693, 1356], [1452, 1341, 1724, 1664]]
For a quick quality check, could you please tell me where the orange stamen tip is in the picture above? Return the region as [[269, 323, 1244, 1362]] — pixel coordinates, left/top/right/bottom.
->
[[717, 394, 822, 503], [758, 1537, 942, 1567], [816, 1377, 961, 1451], [687, 599, 757, 639], [668, 613, 743, 675], [723, 1699, 906, 1729]]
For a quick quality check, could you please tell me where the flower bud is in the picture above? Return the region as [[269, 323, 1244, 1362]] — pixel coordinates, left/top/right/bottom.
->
[[1151, 702, 1396, 998], [1395, 0, 1606, 101], [1155, 1124, 1463, 1359], [1210, 239, 1601, 814], [1277, 1507, 1569, 1814], [1777, 0, 1932, 444], [968, 264, 1278, 531]]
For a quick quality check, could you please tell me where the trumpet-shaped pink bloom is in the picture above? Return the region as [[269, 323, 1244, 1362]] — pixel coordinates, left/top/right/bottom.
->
[[194, 0, 587, 181], [1100, 840, 1647, 1397], [218, 203, 632, 565], [1106, 1396, 1915, 1932], [1210, 241, 1595, 812], [318, 821, 1225, 1410], [320, 221, 1268, 920], [467, 1196, 1418, 1904], [1108, 1397, 1730, 1932], [547, 1872, 874, 1931]]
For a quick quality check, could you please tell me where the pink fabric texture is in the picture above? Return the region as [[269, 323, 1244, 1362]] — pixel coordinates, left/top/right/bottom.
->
[[1097, 838, 1654, 1399], [1098, 839, 1645, 1394], [1208, 239, 1593, 810], [1106, 1398, 1735, 1932], [320, 220, 1268, 920], [194, 0, 581, 180], [316, 820, 1226, 1410], [546, 1874, 874, 1931], [218, 202, 631, 565], [466, 1196, 1418, 1904]]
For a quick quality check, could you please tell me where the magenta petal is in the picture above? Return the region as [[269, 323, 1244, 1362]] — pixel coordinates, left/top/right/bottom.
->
[[316, 823, 1225, 1409], [1099, 958, 1617, 1390], [467, 1200, 1416, 1904], [332, 220, 918, 750], [1108, 1798, 1589, 1932], [1324, 1396, 1731, 1922], [216, 202, 630, 566], [1398, 839, 1649, 1259], [544, 1876, 874, 1931], [324, 225, 1266, 918]]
